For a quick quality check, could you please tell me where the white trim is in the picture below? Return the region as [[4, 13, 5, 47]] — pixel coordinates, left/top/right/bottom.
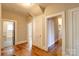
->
[[15, 40, 27, 45], [67, 9, 73, 55], [68, 7, 79, 56], [69, 7, 79, 12], [1, 40, 27, 48], [45, 11, 65, 55]]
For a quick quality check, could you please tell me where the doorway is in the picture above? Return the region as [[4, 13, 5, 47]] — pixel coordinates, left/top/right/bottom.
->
[[47, 16, 62, 50], [2, 21, 15, 48], [46, 12, 65, 56]]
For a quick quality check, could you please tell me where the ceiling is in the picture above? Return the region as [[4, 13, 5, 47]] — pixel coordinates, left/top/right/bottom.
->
[[2, 3, 79, 17], [2, 3, 43, 17], [39, 3, 79, 8]]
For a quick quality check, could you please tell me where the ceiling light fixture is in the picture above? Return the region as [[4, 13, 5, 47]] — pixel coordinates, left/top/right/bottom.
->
[[26, 3, 32, 6], [21, 3, 33, 7]]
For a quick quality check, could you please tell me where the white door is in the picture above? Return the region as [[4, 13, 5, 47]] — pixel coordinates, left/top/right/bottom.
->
[[33, 16, 42, 48], [2, 21, 14, 48], [69, 7, 79, 56]]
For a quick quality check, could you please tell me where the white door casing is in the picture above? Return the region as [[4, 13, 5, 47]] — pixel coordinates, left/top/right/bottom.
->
[[68, 7, 79, 56]]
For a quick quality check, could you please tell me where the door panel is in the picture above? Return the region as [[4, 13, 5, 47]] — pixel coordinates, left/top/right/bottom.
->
[[69, 8, 79, 56], [72, 11, 79, 55]]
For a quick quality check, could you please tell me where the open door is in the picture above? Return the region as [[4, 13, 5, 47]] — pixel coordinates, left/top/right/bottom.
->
[[2, 21, 15, 48], [47, 15, 63, 56]]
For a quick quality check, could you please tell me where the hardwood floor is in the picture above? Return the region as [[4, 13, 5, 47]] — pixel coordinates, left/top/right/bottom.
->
[[32, 46, 53, 56], [1, 39, 62, 56], [48, 39, 62, 56]]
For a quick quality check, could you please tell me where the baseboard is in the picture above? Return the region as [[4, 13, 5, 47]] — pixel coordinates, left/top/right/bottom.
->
[[1, 40, 27, 49], [15, 40, 27, 45], [32, 45, 48, 53]]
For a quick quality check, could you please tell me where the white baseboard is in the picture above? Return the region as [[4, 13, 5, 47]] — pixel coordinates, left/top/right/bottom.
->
[[1, 40, 27, 49], [15, 40, 27, 45]]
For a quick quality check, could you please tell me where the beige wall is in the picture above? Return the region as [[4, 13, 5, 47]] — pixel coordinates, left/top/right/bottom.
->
[[2, 10, 28, 45], [33, 14, 48, 51], [0, 3, 1, 55], [33, 15, 44, 49]]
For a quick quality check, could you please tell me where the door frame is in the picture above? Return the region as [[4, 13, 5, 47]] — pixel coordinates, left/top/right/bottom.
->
[[28, 21, 33, 43], [68, 7, 79, 55], [2, 19, 17, 47], [45, 11, 65, 55]]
